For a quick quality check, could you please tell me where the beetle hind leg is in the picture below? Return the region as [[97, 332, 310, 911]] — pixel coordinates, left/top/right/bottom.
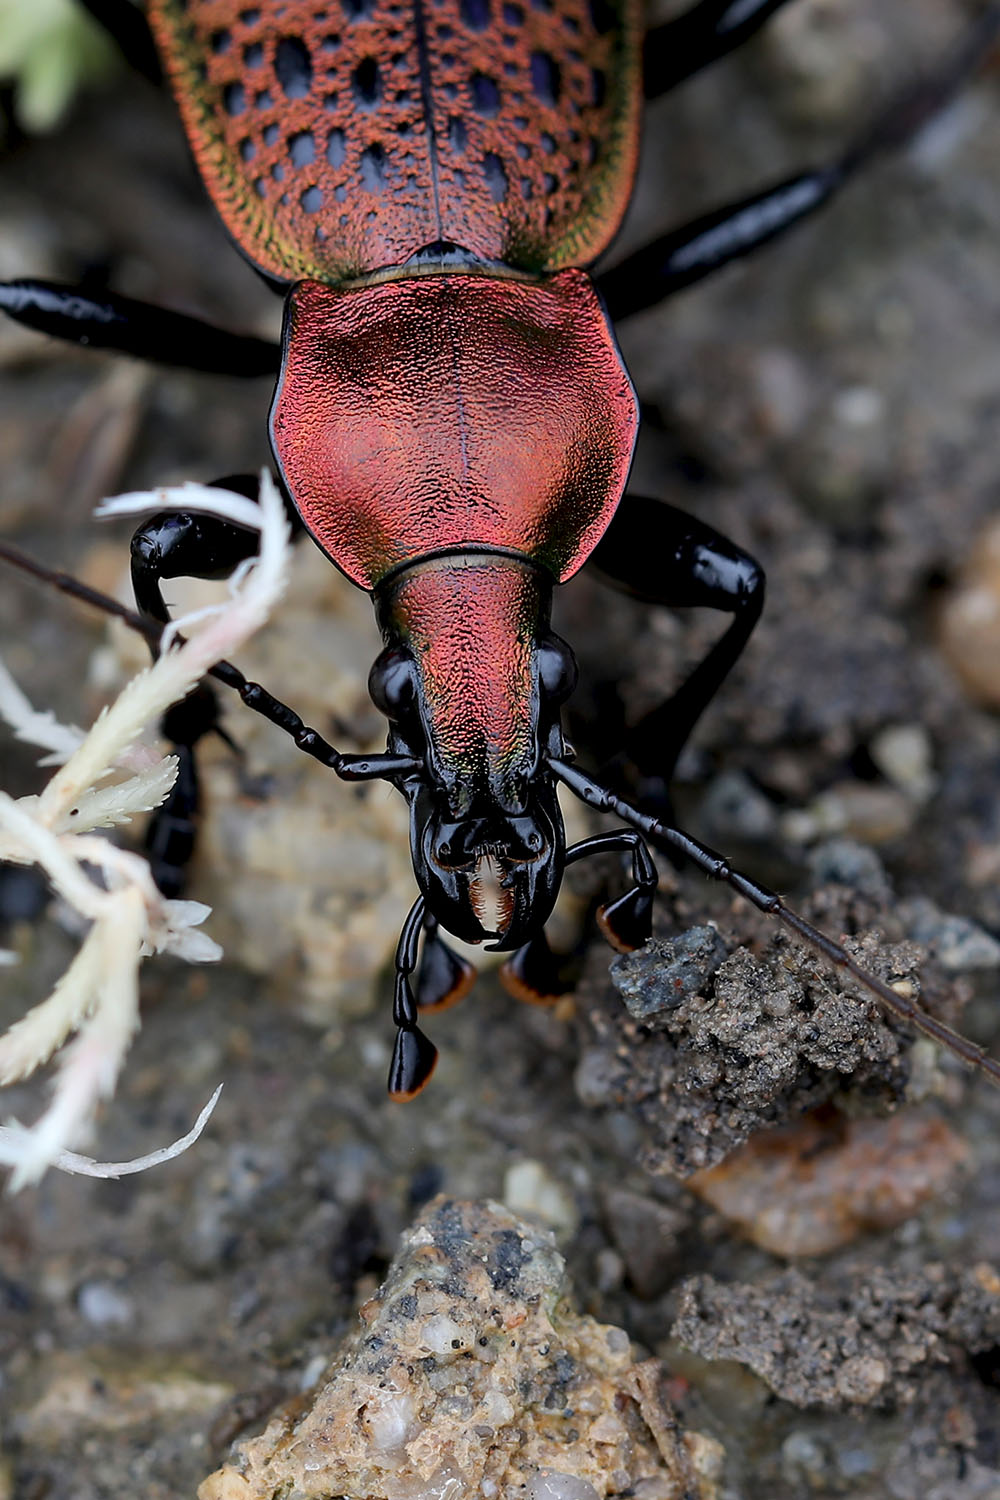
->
[[587, 494, 764, 814]]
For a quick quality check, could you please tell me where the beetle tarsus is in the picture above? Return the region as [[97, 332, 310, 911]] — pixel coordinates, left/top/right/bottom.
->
[[499, 931, 570, 1006], [388, 1025, 439, 1101], [416, 923, 477, 1013]]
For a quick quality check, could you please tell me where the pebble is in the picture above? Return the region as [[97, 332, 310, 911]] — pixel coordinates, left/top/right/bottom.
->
[[688, 1108, 968, 1256], [610, 928, 728, 1027], [199, 1198, 723, 1500], [938, 516, 1000, 707]]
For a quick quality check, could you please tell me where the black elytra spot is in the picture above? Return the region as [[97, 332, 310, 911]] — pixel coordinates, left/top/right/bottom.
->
[[210, 28, 230, 52], [360, 144, 386, 192], [471, 73, 500, 117], [243, 41, 264, 66], [256, 89, 272, 107], [460, 0, 491, 29], [275, 37, 313, 99], [253, 176, 267, 196], [239, 137, 256, 161], [300, 185, 323, 212], [223, 82, 246, 115], [449, 116, 468, 153], [588, 0, 615, 33], [502, 1, 523, 21], [352, 57, 381, 107], [327, 128, 346, 167], [263, 122, 280, 145], [591, 67, 606, 107], [271, 162, 285, 180], [240, 7, 260, 23], [515, 140, 529, 160], [483, 152, 507, 203], [289, 130, 316, 166], [529, 51, 560, 106]]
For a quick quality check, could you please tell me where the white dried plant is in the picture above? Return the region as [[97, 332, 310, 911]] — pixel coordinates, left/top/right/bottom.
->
[[0, 472, 292, 1190]]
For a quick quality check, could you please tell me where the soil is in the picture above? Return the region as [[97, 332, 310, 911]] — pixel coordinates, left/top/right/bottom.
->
[[2, 2, 1000, 1498]]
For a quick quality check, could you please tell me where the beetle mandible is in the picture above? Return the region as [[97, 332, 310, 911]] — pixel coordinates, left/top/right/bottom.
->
[[3, 0, 1000, 1098]]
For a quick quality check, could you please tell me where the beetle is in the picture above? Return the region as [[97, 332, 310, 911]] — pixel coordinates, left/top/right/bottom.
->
[[2, 0, 1000, 1099]]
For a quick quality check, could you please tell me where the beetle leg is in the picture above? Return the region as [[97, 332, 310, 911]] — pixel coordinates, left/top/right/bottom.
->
[[588, 495, 764, 806], [570, 831, 659, 954], [416, 912, 477, 1013], [500, 830, 658, 1000], [0, 280, 279, 377], [643, 0, 796, 100], [602, 6, 1000, 319], [129, 476, 281, 895], [389, 898, 439, 1100], [77, 0, 162, 83], [499, 929, 568, 1006]]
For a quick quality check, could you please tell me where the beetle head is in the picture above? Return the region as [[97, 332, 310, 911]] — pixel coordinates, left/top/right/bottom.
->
[[370, 560, 576, 949]]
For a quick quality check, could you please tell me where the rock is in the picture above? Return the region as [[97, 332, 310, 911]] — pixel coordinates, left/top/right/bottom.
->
[[673, 1262, 1000, 1409], [199, 1198, 722, 1500], [688, 1106, 969, 1256], [938, 516, 1000, 708], [610, 929, 728, 1028], [897, 896, 1000, 973]]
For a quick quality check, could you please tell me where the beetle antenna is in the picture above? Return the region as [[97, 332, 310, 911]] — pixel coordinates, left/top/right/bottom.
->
[[0, 539, 417, 785], [550, 754, 1000, 1086]]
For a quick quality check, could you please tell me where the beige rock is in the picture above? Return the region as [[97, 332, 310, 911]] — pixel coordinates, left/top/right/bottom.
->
[[938, 515, 1000, 709], [199, 1198, 722, 1500]]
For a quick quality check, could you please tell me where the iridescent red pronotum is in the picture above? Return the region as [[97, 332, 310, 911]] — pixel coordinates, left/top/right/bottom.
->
[[2, 0, 1000, 1097]]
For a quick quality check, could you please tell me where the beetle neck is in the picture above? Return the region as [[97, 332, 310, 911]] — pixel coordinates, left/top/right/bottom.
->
[[375, 553, 553, 816]]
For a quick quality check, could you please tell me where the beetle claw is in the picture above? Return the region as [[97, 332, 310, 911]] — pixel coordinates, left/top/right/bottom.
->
[[416, 933, 476, 1012], [388, 1025, 438, 1101], [596, 882, 654, 954], [499, 931, 570, 1005]]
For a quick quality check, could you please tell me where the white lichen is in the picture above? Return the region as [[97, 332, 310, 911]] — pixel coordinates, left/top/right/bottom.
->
[[0, 472, 292, 1189]]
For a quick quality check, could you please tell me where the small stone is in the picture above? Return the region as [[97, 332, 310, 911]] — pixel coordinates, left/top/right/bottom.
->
[[611, 928, 728, 1027], [503, 1160, 579, 1237], [698, 770, 777, 844], [869, 724, 935, 804], [938, 515, 1000, 707], [76, 1280, 133, 1328], [688, 1108, 968, 1256], [897, 896, 1000, 973], [199, 1198, 720, 1500], [834, 1356, 887, 1403]]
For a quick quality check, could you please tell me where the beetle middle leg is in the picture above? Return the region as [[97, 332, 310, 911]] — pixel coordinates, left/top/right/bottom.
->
[[587, 494, 764, 810], [602, 5, 1000, 321]]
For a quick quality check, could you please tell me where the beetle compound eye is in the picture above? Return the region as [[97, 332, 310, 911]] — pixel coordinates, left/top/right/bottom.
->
[[368, 649, 417, 719], [537, 636, 578, 704]]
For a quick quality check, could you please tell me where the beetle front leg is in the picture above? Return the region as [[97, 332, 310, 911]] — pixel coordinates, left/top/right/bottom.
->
[[588, 494, 764, 807], [129, 480, 270, 895], [499, 830, 658, 1002]]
